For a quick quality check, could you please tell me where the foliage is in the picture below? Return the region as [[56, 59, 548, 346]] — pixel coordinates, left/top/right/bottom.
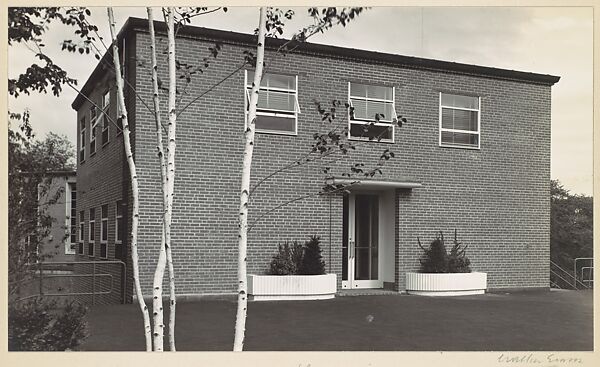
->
[[268, 241, 304, 275], [8, 116, 75, 297], [268, 236, 326, 275], [551, 180, 593, 272], [8, 298, 88, 351], [418, 230, 471, 273], [299, 235, 326, 275], [8, 7, 100, 97]]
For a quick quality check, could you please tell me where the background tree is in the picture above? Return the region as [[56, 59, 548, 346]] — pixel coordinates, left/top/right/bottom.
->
[[8, 116, 75, 298], [551, 180, 593, 274]]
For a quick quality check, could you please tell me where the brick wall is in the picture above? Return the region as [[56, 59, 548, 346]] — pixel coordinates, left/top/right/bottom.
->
[[123, 29, 552, 296], [74, 34, 136, 303], [77, 26, 552, 300]]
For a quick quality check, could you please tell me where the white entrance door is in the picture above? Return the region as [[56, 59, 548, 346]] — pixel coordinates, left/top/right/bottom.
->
[[342, 193, 383, 289]]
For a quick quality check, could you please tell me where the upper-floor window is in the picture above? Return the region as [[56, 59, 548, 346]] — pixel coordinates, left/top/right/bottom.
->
[[245, 70, 300, 135], [116, 94, 123, 135], [439, 92, 480, 149], [101, 91, 110, 146], [90, 105, 98, 155], [348, 83, 395, 142], [79, 117, 86, 162]]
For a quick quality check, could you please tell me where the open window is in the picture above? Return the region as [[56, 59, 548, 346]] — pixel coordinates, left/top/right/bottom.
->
[[79, 117, 86, 162], [89, 105, 98, 155], [348, 82, 395, 142], [245, 70, 300, 135], [439, 92, 480, 149], [101, 90, 110, 145]]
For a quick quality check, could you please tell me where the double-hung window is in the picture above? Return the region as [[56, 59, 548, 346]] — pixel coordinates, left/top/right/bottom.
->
[[79, 117, 86, 162], [66, 183, 77, 255], [245, 70, 299, 135], [100, 204, 108, 258], [101, 91, 110, 145], [78, 211, 85, 255], [88, 208, 95, 257], [348, 83, 395, 142], [115, 200, 124, 260], [90, 105, 98, 155], [439, 93, 480, 149]]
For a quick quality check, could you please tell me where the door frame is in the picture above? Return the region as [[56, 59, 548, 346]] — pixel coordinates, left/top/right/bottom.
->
[[342, 192, 384, 289]]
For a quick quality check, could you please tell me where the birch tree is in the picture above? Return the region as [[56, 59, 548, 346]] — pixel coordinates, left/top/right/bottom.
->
[[147, 7, 179, 352], [107, 7, 152, 351], [233, 6, 379, 351]]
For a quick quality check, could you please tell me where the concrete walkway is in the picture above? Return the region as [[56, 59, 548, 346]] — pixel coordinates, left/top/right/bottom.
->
[[78, 289, 593, 351]]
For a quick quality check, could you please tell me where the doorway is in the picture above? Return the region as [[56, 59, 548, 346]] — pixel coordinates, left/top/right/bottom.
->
[[342, 193, 383, 289]]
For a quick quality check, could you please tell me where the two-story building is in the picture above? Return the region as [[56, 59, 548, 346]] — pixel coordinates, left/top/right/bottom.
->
[[72, 17, 560, 302]]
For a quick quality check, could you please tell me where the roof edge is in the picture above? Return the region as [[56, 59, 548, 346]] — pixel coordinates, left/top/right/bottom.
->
[[72, 16, 560, 110]]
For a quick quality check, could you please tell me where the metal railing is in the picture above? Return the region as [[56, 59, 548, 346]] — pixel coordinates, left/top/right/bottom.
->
[[574, 257, 593, 289], [550, 260, 590, 290], [14, 260, 126, 305]]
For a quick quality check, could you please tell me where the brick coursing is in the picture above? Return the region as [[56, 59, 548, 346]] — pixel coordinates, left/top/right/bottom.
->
[[75, 25, 552, 302]]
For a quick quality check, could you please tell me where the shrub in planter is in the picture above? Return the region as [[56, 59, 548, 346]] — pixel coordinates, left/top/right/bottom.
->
[[299, 235, 326, 275], [268, 236, 326, 275], [8, 297, 88, 351], [418, 230, 471, 273], [269, 241, 304, 275]]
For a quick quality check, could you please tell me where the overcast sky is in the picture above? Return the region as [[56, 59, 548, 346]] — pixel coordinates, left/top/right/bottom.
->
[[7, 6, 593, 195]]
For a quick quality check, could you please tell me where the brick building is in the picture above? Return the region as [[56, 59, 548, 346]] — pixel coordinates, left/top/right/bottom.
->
[[72, 17, 560, 302], [37, 171, 77, 263]]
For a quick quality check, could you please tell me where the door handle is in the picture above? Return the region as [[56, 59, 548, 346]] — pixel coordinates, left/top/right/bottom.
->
[[349, 240, 355, 259]]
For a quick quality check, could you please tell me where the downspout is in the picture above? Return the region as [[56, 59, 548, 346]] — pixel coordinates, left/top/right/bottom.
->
[[329, 194, 332, 274]]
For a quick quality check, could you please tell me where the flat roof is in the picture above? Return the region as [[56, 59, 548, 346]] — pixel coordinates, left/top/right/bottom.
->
[[72, 17, 560, 110]]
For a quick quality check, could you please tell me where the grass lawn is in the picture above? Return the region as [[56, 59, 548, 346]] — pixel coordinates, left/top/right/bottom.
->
[[77, 289, 593, 351]]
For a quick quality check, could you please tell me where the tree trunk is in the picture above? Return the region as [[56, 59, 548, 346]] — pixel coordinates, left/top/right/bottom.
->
[[147, 7, 178, 352], [233, 6, 267, 352], [107, 7, 152, 352], [165, 7, 178, 352]]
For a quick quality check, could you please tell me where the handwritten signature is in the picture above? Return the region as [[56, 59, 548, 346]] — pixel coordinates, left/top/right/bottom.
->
[[498, 353, 584, 365]]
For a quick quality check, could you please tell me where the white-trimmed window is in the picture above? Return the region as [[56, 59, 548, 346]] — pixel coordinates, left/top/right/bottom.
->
[[78, 210, 85, 255], [245, 70, 300, 135], [79, 117, 86, 162], [100, 204, 108, 258], [88, 208, 95, 257], [439, 92, 480, 149], [115, 200, 124, 244], [101, 91, 110, 145], [348, 82, 395, 142], [65, 182, 77, 255], [116, 94, 123, 135], [115, 200, 124, 260], [89, 105, 98, 155]]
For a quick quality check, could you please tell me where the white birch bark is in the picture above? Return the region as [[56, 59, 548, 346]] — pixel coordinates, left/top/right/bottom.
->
[[233, 6, 267, 352], [165, 7, 178, 352], [147, 7, 168, 352], [146, 7, 178, 352], [107, 7, 152, 352]]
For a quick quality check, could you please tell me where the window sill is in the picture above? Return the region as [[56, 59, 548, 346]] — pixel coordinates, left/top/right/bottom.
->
[[255, 129, 297, 136], [348, 136, 395, 144], [102, 141, 110, 148], [89, 152, 96, 158], [439, 143, 480, 150]]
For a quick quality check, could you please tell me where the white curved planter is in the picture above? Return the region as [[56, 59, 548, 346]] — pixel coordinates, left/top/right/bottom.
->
[[406, 272, 487, 296], [248, 274, 337, 301]]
